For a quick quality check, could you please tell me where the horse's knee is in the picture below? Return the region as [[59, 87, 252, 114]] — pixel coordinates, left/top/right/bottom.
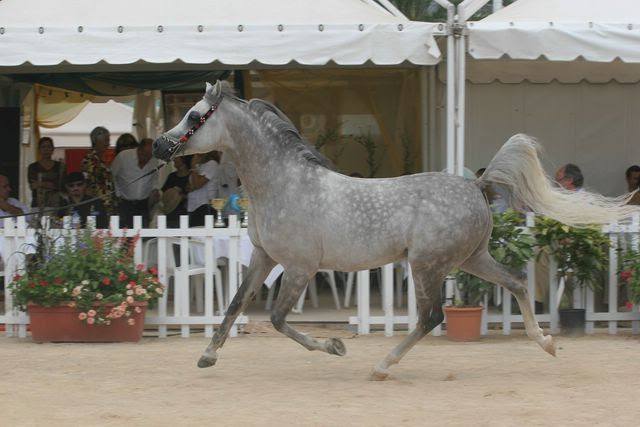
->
[[270, 312, 286, 332]]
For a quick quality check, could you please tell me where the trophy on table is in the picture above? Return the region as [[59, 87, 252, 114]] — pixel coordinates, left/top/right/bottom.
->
[[210, 197, 227, 227], [238, 198, 250, 228]]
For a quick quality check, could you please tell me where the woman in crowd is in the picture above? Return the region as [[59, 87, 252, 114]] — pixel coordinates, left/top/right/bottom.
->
[[114, 133, 138, 156], [27, 137, 65, 209]]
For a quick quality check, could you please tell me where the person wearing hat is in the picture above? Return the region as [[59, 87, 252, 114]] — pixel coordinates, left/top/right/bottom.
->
[[58, 172, 108, 228]]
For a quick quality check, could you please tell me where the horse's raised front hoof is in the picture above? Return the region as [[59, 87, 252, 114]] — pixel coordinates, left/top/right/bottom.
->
[[197, 353, 218, 368], [542, 335, 556, 357], [325, 337, 347, 356], [368, 366, 390, 381]]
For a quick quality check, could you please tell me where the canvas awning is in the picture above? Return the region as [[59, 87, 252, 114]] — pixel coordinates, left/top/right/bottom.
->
[[467, 0, 640, 83], [0, 0, 443, 72]]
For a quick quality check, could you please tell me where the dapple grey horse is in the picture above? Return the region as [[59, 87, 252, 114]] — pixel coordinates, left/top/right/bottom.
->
[[153, 81, 636, 380]]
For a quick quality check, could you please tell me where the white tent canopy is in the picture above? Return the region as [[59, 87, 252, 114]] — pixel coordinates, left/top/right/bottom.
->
[[458, 0, 640, 196], [467, 0, 640, 83], [0, 0, 443, 71]]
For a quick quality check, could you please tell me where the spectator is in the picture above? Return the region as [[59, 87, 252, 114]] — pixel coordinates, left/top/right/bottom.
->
[[161, 155, 192, 227], [111, 138, 160, 228], [27, 137, 65, 209], [81, 126, 117, 214], [536, 163, 585, 313], [58, 172, 108, 229], [625, 165, 640, 205], [0, 174, 29, 227], [554, 163, 583, 191], [114, 133, 138, 156], [187, 151, 219, 227]]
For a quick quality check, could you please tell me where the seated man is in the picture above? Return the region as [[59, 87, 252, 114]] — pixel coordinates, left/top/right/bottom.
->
[[0, 174, 29, 227], [58, 172, 108, 228]]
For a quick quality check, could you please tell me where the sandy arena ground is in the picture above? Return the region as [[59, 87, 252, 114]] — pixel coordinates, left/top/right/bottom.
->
[[1, 323, 639, 426]]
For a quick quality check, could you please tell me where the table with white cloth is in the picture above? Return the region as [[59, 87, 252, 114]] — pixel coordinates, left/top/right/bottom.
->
[[191, 235, 284, 287]]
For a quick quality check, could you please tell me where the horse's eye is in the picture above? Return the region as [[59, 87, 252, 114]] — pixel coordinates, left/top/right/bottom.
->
[[188, 111, 201, 123]]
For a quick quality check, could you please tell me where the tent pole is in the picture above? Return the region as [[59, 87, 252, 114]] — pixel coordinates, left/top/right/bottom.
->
[[455, 31, 466, 177], [419, 66, 429, 173], [428, 67, 437, 172]]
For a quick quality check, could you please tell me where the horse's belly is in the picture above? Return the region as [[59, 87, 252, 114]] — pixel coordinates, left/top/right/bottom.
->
[[319, 240, 406, 272]]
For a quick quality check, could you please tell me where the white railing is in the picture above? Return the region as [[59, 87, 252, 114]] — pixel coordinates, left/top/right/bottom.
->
[[349, 213, 640, 336], [3, 213, 640, 339], [1, 215, 247, 339]]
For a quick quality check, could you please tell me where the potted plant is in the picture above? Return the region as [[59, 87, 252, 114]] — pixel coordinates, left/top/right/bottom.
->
[[619, 249, 640, 309], [446, 210, 536, 341], [533, 216, 609, 336], [8, 228, 164, 342]]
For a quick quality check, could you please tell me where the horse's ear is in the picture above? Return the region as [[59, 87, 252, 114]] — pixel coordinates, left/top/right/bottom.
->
[[205, 81, 223, 103]]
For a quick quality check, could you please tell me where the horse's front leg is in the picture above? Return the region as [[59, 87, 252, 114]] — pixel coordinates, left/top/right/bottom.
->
[[270, 268, 347, 356], [198, 246, 276, 368]]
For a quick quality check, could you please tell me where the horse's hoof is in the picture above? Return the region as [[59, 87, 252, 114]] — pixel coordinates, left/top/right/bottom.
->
[[369, 366, 390, 381], [197, 354, 218, 368], [325, 337, 346, 356], [542, 335, 556, 357]]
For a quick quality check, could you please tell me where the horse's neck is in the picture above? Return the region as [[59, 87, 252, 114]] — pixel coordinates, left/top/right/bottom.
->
[[224, 110, 302, 200]]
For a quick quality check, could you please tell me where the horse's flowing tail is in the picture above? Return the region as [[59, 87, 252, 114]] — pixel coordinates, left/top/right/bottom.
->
[[479, 133, 638, 225]]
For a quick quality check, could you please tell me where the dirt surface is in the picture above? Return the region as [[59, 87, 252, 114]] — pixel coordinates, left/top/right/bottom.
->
[[1, 323, 639, 426]]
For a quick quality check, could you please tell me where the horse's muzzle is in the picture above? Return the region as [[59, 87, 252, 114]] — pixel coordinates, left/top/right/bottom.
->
[[152, 134, 181, 162]]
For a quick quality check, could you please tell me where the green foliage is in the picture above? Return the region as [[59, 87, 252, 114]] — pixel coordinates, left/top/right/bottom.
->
[[454, 210, 536, 306], [8, 228, 164, 326], [532, 216, 610, 290], [351, 132, 381, 178]]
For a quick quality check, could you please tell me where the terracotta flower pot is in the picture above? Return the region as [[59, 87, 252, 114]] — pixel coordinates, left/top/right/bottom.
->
[[27, 302, 147, 343], [444, 306, 483, 342]]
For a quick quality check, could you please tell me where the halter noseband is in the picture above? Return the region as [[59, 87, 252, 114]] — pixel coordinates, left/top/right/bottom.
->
[[159, 94, 223, 160]]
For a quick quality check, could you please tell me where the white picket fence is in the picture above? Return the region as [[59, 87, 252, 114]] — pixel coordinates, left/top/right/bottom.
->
[[1, 215, 247, 339], [3, 212, 640, 339], [349, 213, 640, 336]]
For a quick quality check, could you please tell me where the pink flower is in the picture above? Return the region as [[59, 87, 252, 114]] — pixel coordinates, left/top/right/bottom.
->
[[87, 310, 97, 317], [127, 282, 136, 289], [127, 318, 135, 326], [54, 277, 64, 284], [150, 267, 158, 276], [86, 317, 95, 325], [126, 296, 134, 304], [621, 271, 632, 282], [78, 312, 88, 320], [136, 263, 145, 271], [625, 301, 634, 310], [155, 288, 163, 294], [67, 301, 76, 308], [126, 290, 134, 295], [102, 278, 111, 285], [118, 271, 128, 281], [13, 274, 21, 282], [72, 286, 82, 296], [134, 307, 142, 313], [135, 288, 144, 295], [96, 293, 103, 300]]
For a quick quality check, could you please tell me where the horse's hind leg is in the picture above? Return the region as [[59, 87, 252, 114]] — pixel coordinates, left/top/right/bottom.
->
[[198, 247, 276, 368], [461, 251, 556, 356], [270, 268, 347, 356], [370, 265, 446, 381]]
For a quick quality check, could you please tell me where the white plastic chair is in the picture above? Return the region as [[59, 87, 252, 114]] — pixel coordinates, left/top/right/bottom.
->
[[142, 238, 224, 315]]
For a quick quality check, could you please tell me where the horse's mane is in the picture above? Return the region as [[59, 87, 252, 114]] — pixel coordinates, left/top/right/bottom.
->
[[245, 98, 334, 170]]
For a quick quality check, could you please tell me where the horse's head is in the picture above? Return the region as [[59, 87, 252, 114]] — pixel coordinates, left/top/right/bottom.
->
[[152, 81, 228, 162]]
